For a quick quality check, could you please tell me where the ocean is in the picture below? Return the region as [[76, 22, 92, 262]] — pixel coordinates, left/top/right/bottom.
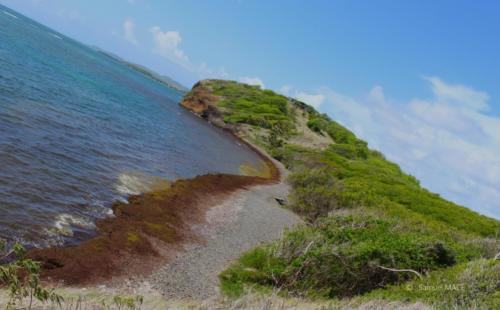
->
[[0, 5, 263, 247]]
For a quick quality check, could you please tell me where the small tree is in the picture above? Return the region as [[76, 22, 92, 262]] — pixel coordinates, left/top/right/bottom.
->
[[0, 240, 63, 309]]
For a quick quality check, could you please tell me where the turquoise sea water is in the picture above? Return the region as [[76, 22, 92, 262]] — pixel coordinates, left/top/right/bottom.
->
[[0, 5, 262, 247]]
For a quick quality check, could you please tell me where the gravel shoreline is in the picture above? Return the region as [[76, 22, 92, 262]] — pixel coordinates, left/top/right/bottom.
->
[[147, 160, 302, 300]]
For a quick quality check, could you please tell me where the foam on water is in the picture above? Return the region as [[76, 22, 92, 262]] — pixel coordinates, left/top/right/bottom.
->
[[49, 33, 63, 40], [53, 213, 96, 237]]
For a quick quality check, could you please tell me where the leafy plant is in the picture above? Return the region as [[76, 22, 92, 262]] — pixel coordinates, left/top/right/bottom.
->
[[113, 294, 144, 310], [0, 240, 63, 309]]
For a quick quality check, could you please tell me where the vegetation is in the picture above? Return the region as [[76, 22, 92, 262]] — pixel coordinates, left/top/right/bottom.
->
[[209, 80, 294, 132], [364, 258, 500, 309], [193, 80, 500, 308], [112, 294, 144, 310], [220, 212, 496, 298], [0, 241, 62, 309]]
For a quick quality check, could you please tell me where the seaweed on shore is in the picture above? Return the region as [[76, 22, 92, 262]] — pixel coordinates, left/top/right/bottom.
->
[[29, 169, 276, 285]]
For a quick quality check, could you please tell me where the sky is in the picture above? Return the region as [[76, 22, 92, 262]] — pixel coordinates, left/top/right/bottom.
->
[[1, 0, 500, 219]]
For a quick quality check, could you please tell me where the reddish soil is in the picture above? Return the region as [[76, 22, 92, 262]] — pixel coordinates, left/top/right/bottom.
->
[[180, 81, 221, 120]]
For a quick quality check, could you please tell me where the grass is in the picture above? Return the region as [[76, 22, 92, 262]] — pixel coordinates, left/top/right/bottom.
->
[[0, 287, 437, 310], [188, 80, 500, 308], [363, 258, 500, 309]]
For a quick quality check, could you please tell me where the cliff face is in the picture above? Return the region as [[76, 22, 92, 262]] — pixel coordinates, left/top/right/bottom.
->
[[180, 80, 226, 128], [181, 79, 334, 149]]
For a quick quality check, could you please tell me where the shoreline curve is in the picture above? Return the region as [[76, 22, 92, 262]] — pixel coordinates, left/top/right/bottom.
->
[[28, 112, 281, 286]]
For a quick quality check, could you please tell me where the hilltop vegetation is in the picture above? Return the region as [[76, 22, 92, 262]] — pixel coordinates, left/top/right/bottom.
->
[[182, 80, 500, 309]]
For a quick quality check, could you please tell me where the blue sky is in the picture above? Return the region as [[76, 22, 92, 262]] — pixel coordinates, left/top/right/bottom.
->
[[2, 0, 500, 219]]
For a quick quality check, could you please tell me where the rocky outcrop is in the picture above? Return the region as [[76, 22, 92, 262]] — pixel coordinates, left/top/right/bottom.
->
[[180, 80, 226, 128]]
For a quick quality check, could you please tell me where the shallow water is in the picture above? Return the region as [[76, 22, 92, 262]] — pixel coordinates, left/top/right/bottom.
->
[[0, 5, 263, 247]]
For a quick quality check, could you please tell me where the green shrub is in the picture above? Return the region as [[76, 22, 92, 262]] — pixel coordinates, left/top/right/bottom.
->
[[325, 120, 358, 144], [219, 247, 284, 297], [364, 258, 500, 309], [220, 214, 478, 298], [329, 142, 368, 160], [287, 167, 341, 220], [306, 118, 328, 134], [210, 80, 293, 132]]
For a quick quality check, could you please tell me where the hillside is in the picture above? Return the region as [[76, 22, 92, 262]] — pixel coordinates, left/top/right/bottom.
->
[[123, 62, 188, 92], [181, 79, 500, 309]]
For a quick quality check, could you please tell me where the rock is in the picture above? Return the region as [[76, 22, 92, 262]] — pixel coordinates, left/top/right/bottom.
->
[[274, 197, 287, 206]]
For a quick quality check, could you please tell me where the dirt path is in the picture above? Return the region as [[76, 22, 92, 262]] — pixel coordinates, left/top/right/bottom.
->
[[146, 159, 302, 300]]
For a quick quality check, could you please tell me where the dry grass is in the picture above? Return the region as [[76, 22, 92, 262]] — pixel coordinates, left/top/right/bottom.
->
[[0, 288, 434, 310], [199, 292, 432, 310]]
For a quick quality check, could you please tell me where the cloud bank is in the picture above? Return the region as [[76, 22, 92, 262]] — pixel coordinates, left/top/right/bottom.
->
[[292, 77, 500, 219]]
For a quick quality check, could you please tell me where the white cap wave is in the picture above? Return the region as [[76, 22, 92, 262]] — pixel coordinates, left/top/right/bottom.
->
[[53, 213, 96, 237]]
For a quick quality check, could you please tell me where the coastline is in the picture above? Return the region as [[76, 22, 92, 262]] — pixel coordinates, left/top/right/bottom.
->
[[148, 154, 301, 299], [27, 110, 283, 286]]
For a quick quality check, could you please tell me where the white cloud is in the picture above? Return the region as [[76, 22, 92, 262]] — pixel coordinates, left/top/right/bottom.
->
[[123, 19, 139, 45], [294, 92, 325, 109], [425, 76, 490, 111], [298, 77, 500, 219], [238, 77, 265, 88], [150, 26, 189, 66], [149, 26, 225, 79]]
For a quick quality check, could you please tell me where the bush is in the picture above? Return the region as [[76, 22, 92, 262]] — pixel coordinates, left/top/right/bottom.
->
[[287, 167, 341, 220], [219, 247, 284, 297], [364, 258, 500, 309], [220, 214, 469, 298], [306, 118, 328, 134], [211, 80, 293, 132], [329, 142, 368, 160], [325, 120, 358, 144]]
